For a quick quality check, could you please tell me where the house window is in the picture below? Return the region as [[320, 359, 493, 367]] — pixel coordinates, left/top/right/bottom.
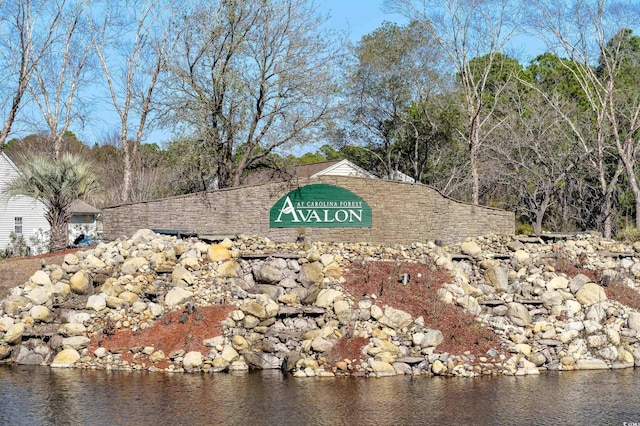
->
[[14, 217, 22, 234]]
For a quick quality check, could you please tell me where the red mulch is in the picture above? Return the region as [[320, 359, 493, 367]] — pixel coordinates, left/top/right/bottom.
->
[[326, 336, 369, 366], [88, 304, 234, 369], [605, 281, 640, 310], [548, 256, 640, 310], [548, 257, 600, 282], [342, 261, 501, 358]]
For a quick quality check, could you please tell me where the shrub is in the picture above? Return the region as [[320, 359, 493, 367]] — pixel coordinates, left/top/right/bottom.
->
[[615, 226, 640, 243], [0, 232, 31, 259], [515, 223, 534, 235], [29, 228, 49, 255]]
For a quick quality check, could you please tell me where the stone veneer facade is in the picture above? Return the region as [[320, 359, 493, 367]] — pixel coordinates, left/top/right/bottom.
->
[[101, 176, 514, 245]]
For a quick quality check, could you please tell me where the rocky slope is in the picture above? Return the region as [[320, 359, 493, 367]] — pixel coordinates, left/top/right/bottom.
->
[[1, 229, 640, 378]]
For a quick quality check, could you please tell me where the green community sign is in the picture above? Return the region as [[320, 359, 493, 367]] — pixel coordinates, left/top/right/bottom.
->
[[270, 184, 372, 228]]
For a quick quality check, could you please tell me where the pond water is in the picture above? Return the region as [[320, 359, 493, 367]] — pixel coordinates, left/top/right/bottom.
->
[[1, 366, 639, 425]]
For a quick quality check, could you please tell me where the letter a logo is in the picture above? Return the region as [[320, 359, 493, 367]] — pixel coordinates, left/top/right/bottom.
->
[[275, 196, 299, 222]]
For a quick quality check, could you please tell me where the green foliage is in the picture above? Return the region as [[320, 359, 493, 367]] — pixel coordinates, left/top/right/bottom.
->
[[598, 28, 640, 89], [160, 137, 219, 195], [348, 19, 448, 179], [295, 152, 326, 165], [467, 52, 531, 100], [318, 145, 341, 161], [4, 153, 99, 208], [3, 153, 99, 252], [615, 226, 640, 243], [528, 53, 589, 110], [515, 223, 534, 235]]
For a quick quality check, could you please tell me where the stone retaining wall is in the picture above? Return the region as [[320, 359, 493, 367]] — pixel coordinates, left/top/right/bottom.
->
[[101, 176, 514, 244]]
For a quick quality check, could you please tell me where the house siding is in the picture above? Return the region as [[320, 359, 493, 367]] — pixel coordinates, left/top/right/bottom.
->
[[313, 160, 375, 178], [0, 154, 50, 253]]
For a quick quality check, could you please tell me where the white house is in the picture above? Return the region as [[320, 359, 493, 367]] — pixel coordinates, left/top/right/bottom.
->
[[0, 152, 50, 254], [0, 152, 102, 254], [241, 159, 378, 186], [68, 199, 102, 246], [385, 170, 416, 184]]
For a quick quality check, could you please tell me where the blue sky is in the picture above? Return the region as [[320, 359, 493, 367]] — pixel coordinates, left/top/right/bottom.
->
[[140, 1, 405, 147], [78, 1, 402, 147], [322, 0, 545, 59], [322, 0, 406, 41], [78, 1, 544, 148]]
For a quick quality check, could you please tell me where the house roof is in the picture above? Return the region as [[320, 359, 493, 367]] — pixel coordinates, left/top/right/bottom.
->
[[70, 199, 101, 215], [1, 151, 20, 174], [240, 159, 376, 186]]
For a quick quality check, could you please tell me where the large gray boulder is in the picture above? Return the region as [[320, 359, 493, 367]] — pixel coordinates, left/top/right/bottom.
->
[[165, 287, 193, 307], [575, 283, 607, 306], [121, 257, 149, 275], [253, 264, 284, 284], [26, 286, 51, 306], [484, 266, 509, 292], [378, 306, 413, 330], [50, 349, 80, 368], [628, 312, 640, 332], [298, 262, 324, 287], [69, 270, 91, 295], [507, 302, 531, 326], [4, 323, 25, 345]]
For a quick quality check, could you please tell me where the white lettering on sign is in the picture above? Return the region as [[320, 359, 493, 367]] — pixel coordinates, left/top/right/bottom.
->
[[275, 196, 363, 223]]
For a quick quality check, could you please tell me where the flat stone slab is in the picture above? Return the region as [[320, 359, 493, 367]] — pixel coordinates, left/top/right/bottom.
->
[[598, 251, 636, 258], [302, 307, 326, 315], [538, 233, 575, 241], [491, 254, 512, 259], [198, 234, 237, 242], [241, 252, 303, 259], [535, 339, 563, 347], [515, 236, 541, 243], [479, 300, 505, 306], [450, 254, 471, 260], [54, 295, 90, 310], [276, 306, 327, 316], [576, 358, 609, 370], [151, 229, 198, 238], [395, 357, 425, 365], [277, 307, 303, 316], [23, 324, 58, 338]]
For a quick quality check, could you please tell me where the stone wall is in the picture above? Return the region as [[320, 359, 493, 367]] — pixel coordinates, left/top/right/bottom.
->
[[101, 176, 514, 244]]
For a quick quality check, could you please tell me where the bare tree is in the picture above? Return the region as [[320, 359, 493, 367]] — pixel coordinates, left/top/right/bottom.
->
[[385, 0, 524, 204], [529, 0, 640, 237], [28, 0, 93, 159], [0, 0, 65, 152], [347, 20, 450, 181], [488, 86, 580, 234], [84, 0, 182, 202], [163, 0, 346, 188]]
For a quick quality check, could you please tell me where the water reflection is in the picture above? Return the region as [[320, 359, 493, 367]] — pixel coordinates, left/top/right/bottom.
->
[[0, 366, 639, 425]]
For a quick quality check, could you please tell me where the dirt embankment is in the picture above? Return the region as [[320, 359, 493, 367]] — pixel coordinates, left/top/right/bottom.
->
[[0, 249, 80, 300]]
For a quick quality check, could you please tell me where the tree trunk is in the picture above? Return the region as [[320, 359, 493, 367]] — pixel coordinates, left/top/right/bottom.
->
[[603, 196, 613, 240], [533, 194, 551, 236], [469, 114, 480, 205], [623, 158, 640, 228], [48, 210, 69, 253]]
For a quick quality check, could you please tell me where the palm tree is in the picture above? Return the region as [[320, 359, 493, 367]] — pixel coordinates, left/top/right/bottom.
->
[[3, 153, 99, 252]]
